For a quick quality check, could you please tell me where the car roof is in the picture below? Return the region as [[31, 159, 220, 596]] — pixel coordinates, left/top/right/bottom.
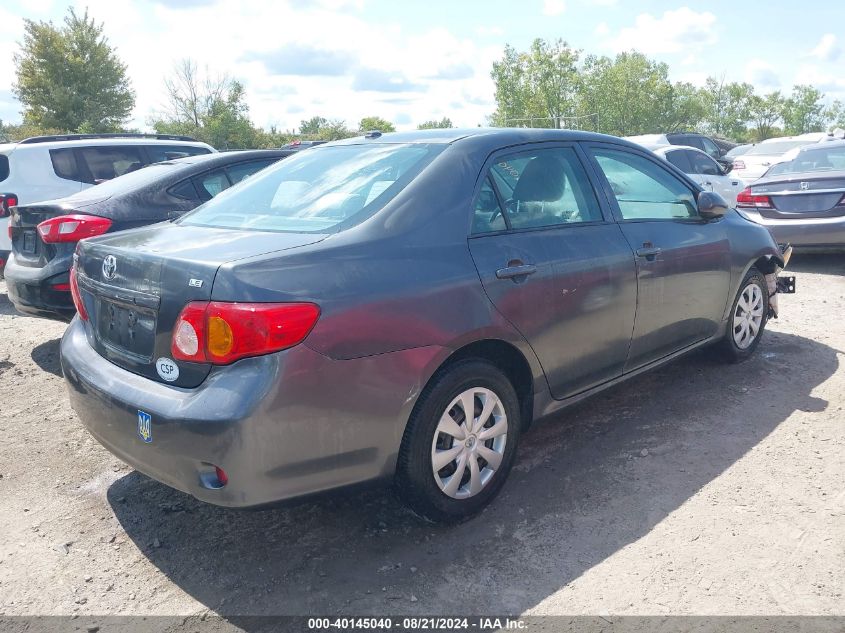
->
[[793, 139, 845, 153], [164, 148, 293, 166], [0, 136, 214, 152], [326, 127, 648, 149]]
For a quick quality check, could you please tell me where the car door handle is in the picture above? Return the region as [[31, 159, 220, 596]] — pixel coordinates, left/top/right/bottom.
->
[[496, 264, 537, 280], [635, 247, 661, 259]]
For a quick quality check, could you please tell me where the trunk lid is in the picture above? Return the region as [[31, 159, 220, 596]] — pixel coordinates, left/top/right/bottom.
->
[[752, 172, 845, 219], [75, 223, 327, 387], [10, 202, 102, 268]]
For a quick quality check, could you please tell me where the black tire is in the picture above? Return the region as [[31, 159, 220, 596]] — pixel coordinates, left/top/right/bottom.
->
[[718, 267, 769, 363], [395, 359, 521, 523]]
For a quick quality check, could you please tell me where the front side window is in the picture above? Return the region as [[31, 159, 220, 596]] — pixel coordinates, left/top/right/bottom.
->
[[77, 146, 144, 183], [592, 148, 698, 220], [483, 147, 603, 231], [181, 143, 442, 234], [701, 137, 721, 159]]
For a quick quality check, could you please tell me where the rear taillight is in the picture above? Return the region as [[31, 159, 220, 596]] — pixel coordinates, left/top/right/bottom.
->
[[37, 214, 112, 243], [0, 193, 18, 218], [171, 301, 320, 365], [732, 160, 746, 170], [69, 265, 88, 321], [736, 187, 773, 209]]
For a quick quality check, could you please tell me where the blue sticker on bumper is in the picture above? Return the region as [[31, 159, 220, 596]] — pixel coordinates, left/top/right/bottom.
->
[[137, 410, 152, 443]]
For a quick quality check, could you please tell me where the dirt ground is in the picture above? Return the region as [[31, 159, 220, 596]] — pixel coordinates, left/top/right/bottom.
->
[[0, 255, 843, 618]]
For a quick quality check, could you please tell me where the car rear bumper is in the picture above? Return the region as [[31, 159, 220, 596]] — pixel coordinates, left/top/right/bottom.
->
[[739, 210, 845, 249], [4, 255, 75, 321], [61, 318, 445, 508]]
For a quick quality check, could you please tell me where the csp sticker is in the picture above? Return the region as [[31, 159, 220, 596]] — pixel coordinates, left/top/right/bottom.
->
[[156, 357, 180, 382], [137, 410, 152, 443]]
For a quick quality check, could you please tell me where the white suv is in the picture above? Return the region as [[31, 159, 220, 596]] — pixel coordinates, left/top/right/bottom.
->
[[0, 134, 215, 275]]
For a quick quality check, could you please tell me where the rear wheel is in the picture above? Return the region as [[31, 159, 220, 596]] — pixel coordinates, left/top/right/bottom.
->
[[395, 360, 521, 523], [718, 267, 768, 362]]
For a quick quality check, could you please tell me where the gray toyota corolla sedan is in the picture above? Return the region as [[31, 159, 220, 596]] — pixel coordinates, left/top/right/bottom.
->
[[61, 129, 793, 522]]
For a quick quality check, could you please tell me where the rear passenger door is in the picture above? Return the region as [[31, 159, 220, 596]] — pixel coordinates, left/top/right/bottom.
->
[[468, 144, 637, 399], [586, 144, 732, 371]]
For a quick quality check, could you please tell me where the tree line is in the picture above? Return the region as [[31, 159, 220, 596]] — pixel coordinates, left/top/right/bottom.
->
[[491, 38, 845, 141], [4, 9, 844, 148]]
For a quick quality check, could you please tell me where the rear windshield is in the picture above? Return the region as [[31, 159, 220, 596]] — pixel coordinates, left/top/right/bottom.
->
[[766, 146, 845, 176], [179, 143, 442, 233], [0, 154, 8, 182], [746, 140, 812, 156]]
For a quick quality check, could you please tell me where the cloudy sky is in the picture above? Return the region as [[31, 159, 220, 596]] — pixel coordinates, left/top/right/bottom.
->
[[0, 0, 843, 132]]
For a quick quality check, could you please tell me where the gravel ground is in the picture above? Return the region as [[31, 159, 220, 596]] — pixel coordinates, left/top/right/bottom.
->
[[0, 255, 842, 618]]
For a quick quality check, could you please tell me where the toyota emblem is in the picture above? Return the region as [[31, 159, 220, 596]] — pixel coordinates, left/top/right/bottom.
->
[[102, 255, 117, 280]]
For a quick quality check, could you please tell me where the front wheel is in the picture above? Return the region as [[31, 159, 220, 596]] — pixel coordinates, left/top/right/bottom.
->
[[394, 360, 521, 523], [718, 267, 769, 362]]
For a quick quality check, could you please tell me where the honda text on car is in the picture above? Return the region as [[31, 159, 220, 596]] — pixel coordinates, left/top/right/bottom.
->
[[61, 129, 794, 522]]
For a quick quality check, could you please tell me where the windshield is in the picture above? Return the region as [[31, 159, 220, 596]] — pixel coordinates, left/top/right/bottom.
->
[[746, 140, 813, 156], [179, 143, 442, 233], [726, 145, 752, 158], [764, 146, 845, 176]]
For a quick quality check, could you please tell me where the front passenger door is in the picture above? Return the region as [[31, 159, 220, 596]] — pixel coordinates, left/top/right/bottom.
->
[[587, 145, 732, 371], [468, 145, 637, 399]]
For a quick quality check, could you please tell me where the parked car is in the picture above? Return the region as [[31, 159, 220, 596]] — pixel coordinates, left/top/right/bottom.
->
[[730, 133, 830, 183], [625, 132, 734, 169], [6, 149, 292, 321], [735, 139, 845, 250], [650, 145, 744, 206], [61, 129, 792, 523], [0, 134, 215, 277]]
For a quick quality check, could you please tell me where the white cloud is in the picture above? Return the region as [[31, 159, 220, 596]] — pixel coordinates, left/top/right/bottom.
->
[[808, 34, 841, 62], [603, 7, 718, 55], [793, 64, 845, 94], [594, 21, 609, 36], [0, 1, 501, 132], [744, 59, 780, 89], [543, 0, 566, 16]]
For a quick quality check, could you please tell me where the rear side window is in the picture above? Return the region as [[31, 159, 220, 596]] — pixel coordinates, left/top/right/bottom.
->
[[483, 147, 603, 231], [50, 148, 84, 182], [664, 150, 692, 173], [145, 145, 212, 163], [180, 144, 442, 234], [77, 146, 144, 183], [226, 159, 277, 185], [689, 152, 721, 176], [0, 154, 9, 182], [592, 148, 697, 220], [193, 168, 231, 201], [169, 179, 200, 201]]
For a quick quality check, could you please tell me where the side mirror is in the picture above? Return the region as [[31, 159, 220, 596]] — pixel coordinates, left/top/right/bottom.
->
[[697, 191, 729, 219], [718, 158, 733, 173]]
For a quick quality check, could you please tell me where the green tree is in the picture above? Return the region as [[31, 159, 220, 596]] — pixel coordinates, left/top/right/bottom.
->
[[578, 52, 702, 135], [782, 85, 827, 134], [490, 39, 580, 128], [299, 116, 355, 140], [417, 117, 454, 129], [13, 8, 134, 132], [150, 59, 265, 149], [747, 91, 784, 141], [701, 77, 754, 140], [824, 100, 845, 132], [358, 116, 395, 133]]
